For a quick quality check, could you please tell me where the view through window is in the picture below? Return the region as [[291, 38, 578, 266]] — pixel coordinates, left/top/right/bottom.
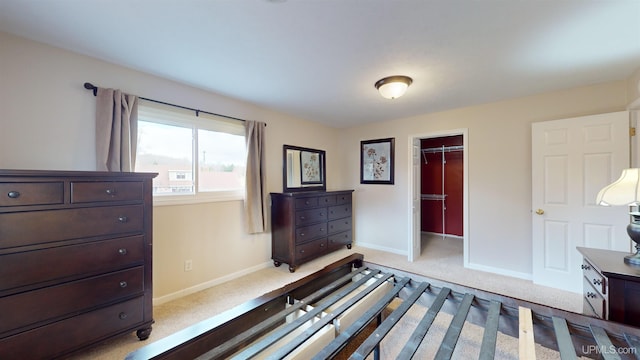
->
[[135, 102, 246, 201]]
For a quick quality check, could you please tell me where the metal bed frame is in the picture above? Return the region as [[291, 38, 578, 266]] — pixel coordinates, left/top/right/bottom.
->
[[126, 254, 639, 360]]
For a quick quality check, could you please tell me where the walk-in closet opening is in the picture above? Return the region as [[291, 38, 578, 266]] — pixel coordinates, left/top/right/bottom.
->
[[420, 135, 464, 255]]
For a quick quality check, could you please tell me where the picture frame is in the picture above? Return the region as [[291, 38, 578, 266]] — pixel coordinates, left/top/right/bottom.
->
[[360, 137, 395, 184], [300, 150, 322, 184]]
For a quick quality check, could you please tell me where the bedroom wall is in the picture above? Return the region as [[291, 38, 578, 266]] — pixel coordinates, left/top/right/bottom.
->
[[3, 30, 639, 299], [0, 31, 344, 301], [341, 80, 630, 278]]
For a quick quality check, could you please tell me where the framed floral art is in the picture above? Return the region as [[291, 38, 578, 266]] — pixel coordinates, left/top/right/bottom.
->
[[360, 137, 395, 184], [300, 150, 322, 184]]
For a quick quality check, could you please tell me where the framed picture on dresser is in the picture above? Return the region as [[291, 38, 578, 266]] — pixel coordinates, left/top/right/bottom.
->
[[360, 137, 394, 184], [300, 150, 322, 184]]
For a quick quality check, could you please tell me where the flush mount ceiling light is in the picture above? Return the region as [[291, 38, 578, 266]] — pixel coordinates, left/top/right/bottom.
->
[[375, 75, 413, 99]]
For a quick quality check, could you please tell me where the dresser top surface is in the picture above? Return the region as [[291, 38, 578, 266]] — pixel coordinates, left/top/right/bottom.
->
[[271, 190, 354, 198], [0, 169, 157, 179], [577, 247, 640, 279]]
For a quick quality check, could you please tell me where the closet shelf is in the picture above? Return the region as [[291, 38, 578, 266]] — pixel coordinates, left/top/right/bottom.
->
[[421, 145, 464, 154], [421, 194, 447, 200]]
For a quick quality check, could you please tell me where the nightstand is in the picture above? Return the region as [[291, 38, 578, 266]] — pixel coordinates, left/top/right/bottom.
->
[[577, 247, 640, 327]]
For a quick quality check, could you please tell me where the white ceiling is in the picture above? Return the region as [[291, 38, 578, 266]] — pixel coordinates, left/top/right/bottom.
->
[[1, 0, 639, 128]]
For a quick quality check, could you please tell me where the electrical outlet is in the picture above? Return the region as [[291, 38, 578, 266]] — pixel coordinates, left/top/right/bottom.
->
[[184, 259, 193, 272]]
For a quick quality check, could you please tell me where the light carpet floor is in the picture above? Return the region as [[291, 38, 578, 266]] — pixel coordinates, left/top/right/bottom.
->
[[64, 236, 583, 359]]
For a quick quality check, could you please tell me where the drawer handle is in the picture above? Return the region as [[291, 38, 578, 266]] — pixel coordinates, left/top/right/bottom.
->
[[300, 249, 305, 254], [118, 216, 129, 223], [118, 248, 128, 255], [7, 191, 20, 199], [586, 292, 597, 299], [300, 216, 305, 220], [106, 189, 117, 196], [120, 281, 128, 288], [119, 312, 128, 320], [320, 243, 325, 247], [581, 264, 591, 270], [300, 233, 305, 236], [593, 279, 602, 285]]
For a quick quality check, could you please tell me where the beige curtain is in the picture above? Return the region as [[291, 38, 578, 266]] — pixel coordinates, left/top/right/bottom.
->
[[244, 120, 267, 233], [95, 88, 138, 172]]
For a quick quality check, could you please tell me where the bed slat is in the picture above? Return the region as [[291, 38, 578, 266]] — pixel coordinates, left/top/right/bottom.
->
[[347, 281, 431, 360], [590, 325, 622, 360], [223, 270, 390, 360], [478, 300, 501, 360], [624, 333, 640, 360], [195, 267, 373, 359], [551, 316, 577, 360], [434, 293, 475, 360], [310, 277, 415, 360], [396, 287, 452, 360], [519, 306, 536, 360]]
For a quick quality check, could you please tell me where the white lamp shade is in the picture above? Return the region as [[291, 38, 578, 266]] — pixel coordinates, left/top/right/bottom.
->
[[378, 82, 409, 99], [596, 168, 640, 206]]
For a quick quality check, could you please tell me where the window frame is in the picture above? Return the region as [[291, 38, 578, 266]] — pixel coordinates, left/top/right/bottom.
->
[[136, 101, 246, 206]]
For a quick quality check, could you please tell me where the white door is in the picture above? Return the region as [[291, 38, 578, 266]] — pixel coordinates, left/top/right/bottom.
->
[[409, 138, 421, 261], [532, 111, 630, 293]]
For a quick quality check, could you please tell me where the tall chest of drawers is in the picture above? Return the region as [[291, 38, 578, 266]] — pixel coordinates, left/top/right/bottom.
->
[[577, 247, 640, 327], [271, 190, 354, 272], [0, 169, 157, 359]]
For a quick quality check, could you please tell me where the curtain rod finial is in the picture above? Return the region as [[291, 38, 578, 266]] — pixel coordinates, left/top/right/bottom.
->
[[84, 82, 97, 96]]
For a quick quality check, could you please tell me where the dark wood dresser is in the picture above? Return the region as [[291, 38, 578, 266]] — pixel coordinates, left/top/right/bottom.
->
[[577, 247, 640, 327], [0, 169, 157, 359], [270, 190, 354, 272]]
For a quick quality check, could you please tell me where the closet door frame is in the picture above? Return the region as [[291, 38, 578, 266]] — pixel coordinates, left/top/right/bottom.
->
[[408, 128, 469, 263]]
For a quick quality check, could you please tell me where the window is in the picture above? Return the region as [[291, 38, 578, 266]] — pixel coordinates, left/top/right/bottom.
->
[[135, 101, 246, 204]]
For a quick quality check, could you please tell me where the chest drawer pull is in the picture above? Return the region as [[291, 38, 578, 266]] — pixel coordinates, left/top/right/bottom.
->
[[120, 281, 128, 288], [118, 248, 128, 255], [593, 279, 602, 285], [586, 292, 597, 298], [106, 189, 117, 196], [119, 312, 128, 320], [581, 264, 591, 270], [7, 191, 20, 199], [118, 216, 129, 223]]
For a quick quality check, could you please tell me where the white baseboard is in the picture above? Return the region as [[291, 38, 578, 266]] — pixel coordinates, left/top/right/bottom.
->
[[465, 261, 532, 281], [153, 260, 273, 306], [355, 241, 408, 256]]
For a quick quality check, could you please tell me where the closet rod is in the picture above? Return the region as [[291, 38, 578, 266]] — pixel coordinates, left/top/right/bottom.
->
[[421, 145, 464, 154], [83, 82, 261, 125]]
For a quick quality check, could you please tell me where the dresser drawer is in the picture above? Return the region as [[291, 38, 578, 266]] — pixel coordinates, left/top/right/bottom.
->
[[0, 296, 144, 360], [0, 235, 144, 293], [295, 208, 328, 227], [328, 231, 352, 250], [0, 205, 143, 249], [295, 197, 318, 209], [583, 277, 606, 319], [296, 223, 327, 243], [295, 238, 327, 262], [71, 181, 144, 203], [0, 182, 64, 207], [328, 203, 351, 220], [336, 193, 351, 205], [582, 258, 606, 296], [0, 267, 143, 335], [318, 195, 337, 206], [328, 217, 352, 235]]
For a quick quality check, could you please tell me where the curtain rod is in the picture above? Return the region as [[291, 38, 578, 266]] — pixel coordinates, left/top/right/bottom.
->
[[83, 82, 256, 124]]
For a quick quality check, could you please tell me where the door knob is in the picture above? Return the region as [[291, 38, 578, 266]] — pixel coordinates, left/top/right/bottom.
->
[[535, 209, 545, 215]]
